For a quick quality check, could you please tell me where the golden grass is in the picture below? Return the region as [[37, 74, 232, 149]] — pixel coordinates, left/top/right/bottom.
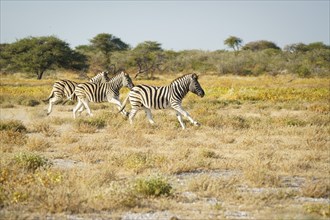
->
[[0, 72, 329, 219]]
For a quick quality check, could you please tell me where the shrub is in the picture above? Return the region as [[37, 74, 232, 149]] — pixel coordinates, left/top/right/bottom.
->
[[134, 176, 172, 197], [13, 152, 51, 171], [301, 180, 330, 198], [244, 151, 282, 187], [31, 121, 57, 136], [0, 131, 27, 150], [199, 149, 217, 159], [285, 117, 307, 127], [74, 117, 107, 133], [18, 98, 40, 106], [0, 120, 27, 133], [304, 203, 330, 217], [26, 137, 51, 151]]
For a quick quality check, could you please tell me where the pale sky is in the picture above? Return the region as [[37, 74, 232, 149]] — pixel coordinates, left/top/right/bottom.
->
[[1, 0, 329, 51]]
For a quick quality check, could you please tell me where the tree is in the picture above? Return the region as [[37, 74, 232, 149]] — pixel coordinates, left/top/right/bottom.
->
[[284, 43, 308, 53], [284, 42, 330, 53], [242, 40, 281, 51], [0, 43, 11, 72], [90, 33, 129, 69], [131, 41, 164, 78], [224, 36, 243, 51], [1, 36, 87, 79]]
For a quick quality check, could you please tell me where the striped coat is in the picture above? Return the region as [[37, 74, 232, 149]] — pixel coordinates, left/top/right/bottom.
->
[[119, 73, 205, 129], [72, 71, 134, 118], [44, 71, 109, 115]]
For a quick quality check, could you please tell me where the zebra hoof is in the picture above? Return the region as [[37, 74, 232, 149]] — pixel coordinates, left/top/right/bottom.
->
[[194, 122, 201, 126]]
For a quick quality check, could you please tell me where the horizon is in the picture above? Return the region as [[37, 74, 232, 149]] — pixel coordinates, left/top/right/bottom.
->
[[1, 1, 329, 51]]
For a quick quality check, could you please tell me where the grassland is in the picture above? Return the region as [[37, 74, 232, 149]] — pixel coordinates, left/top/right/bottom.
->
[[0, 72, 329, 219]]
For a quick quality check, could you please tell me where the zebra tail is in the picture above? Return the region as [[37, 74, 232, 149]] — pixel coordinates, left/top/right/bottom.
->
[[62, 93, 74, 105], [42, 90, 54, 103], [118, 94, 129, 113]]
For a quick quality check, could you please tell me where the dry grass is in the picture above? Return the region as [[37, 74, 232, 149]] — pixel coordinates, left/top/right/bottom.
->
[[0, 72, 329, 219]]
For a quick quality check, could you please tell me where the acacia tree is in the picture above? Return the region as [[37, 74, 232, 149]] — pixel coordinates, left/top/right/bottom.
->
[[242, 40, 281, 51], [131, 41, 164, 79], [90, 33, 129, 70], [224, 36, 243, 52], [1, 36, 87, 79]]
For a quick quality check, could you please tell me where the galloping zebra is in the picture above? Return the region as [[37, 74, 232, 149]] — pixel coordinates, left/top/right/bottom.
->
[[72, 71, 134, 119], [43, 71, 110, 115], [119, 73, 205, 129]]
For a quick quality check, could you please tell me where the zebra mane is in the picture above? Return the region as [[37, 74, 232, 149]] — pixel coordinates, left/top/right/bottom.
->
[[109, 71, 125, 82], [170, 73, 197, 85]]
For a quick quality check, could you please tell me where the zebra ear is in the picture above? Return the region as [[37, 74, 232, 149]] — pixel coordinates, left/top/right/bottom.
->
[[192, 73, 198, 79]]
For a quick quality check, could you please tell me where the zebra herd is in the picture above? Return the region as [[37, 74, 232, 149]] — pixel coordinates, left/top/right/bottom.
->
[[44, 71, 205, 129]]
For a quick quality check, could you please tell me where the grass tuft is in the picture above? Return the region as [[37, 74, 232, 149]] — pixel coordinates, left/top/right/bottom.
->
[[0, 120, 27, 133], [74, 117, 107, 133], [31, 121, 57, 136], [134, 175, 172, 197], [26, 137, 51, 151], [18, 98, 40, 106], [304, 203, 330, 217], [301, 180, 330, 199], [13, 152, 51, 172]]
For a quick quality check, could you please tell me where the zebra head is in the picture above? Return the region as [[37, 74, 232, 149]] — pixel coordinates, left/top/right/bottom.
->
[[121, 71, 134, 89], [90, 71, 110, 84], [101, 71, 110, 82], [189, 74, 205, 97]]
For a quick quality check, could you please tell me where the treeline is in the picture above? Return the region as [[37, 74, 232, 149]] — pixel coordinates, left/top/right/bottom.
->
[[0, 33, 329, 79]]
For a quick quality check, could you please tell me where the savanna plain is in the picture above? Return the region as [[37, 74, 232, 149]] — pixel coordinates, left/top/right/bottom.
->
[[0, 72, 329, 220]]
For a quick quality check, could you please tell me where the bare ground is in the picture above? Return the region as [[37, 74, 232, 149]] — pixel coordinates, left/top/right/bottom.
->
[[1, 98, 329, 219]]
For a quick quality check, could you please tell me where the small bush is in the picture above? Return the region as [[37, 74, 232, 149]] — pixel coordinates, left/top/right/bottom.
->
[[134, 176, 172, 197], [75, 117, 107, 133], [0, 120, 27, 133], [31, 121, 56, 137], [200, 149, 217, 158], [18, 98, 40, 106], [244, 151, 282, 187], [60, 133, 79, 144], [301, 180, 330, 199], [222, 116, 250, 129], [26, 137, 51, 151], [304, 203, 330, 217], [285, 117, 307, 127], [0, 130, 27, 149], [13, 152, 51, 171]]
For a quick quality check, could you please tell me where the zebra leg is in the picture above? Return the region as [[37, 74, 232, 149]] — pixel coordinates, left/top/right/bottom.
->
[[77, 105, 85, 115], [173, 106, 200, 127], [128, 108, 139, 125], [47, 97, 61, 115], [144, 107, 155, 124], [176, 111, 186, 129], [73, 99, 83, 119], [108, 97, 128, 117], [81, 99, 93, 117]]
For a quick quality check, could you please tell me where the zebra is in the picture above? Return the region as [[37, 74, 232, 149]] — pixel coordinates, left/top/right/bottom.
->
[[72, 71, 134, 119], [43, 71, 110, 115], [119, 73, 205, 129]]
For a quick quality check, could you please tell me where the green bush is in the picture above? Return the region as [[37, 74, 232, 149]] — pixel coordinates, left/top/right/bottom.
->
[[134, 176, 172, 197], [18, 98, 40, 106], [13, 152, 51, 171], [0, 120, 27, 133]]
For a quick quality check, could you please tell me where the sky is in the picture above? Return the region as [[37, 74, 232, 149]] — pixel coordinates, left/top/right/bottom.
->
[[1, 0, 329, 51]]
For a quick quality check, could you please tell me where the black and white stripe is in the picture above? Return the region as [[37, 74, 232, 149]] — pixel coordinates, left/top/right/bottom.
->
[[43, 71, 109, 115], [119, 73, 205, 129], [72, 71, 134, 118]]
